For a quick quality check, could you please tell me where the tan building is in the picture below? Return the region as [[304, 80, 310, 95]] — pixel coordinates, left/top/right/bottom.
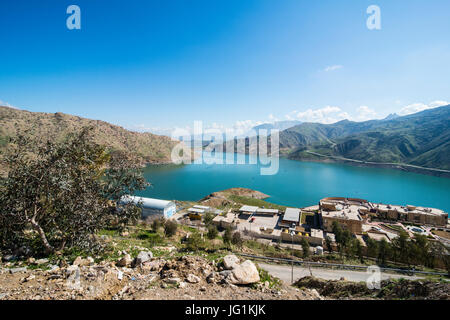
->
[[370, 203, 448, 226], [319, 198, 365, 234]]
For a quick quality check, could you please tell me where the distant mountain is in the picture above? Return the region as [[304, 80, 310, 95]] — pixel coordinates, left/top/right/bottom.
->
[[252, 120, 302, 133], [0, 106, 178, 168], [279, 106, 450, 171], [383, 113, 400, 120]]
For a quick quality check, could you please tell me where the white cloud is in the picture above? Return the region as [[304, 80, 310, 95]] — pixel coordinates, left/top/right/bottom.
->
[[353, 106, 377, 121], [130, 118, 267, 140], [398, 100, 449, 116], [324, 65, 343, 72], [292, 106, 347, 124]]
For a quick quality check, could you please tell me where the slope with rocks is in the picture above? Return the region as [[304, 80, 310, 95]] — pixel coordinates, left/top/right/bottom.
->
[[0, 106, 178, 168]]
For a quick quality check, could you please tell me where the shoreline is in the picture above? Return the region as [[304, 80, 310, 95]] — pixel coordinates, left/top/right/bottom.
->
[[287, 155, 450, 179]]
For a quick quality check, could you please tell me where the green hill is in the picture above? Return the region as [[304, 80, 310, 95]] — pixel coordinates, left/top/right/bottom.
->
[[281, 106, 450, 171]]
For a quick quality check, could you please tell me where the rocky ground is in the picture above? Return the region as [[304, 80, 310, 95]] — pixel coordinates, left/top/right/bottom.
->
[[294, 276, 450, 300], [0, 253, 321, 300]]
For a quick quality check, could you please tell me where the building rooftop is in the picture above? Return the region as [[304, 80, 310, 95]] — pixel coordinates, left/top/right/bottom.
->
[[239, 205, 259, 213], [283, 208, 301, 223], [120, 196, 175, 210], [321, 205, 362, 221], [256, 208, 279, 214], [373, 203, 447, 217]]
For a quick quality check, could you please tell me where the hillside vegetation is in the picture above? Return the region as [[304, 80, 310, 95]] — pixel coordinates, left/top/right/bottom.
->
[[0, 106, 178, 170]]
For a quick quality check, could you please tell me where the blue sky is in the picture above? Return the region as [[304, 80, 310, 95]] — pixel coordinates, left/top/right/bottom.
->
[[0, 0, 449, 134]]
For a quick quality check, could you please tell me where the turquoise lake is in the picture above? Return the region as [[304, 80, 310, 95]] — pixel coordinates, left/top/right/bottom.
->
[[137, 153, 450, 213]]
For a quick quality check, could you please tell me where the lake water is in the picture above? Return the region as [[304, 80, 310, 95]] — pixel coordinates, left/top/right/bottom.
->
[[136, 153, 450, 213]]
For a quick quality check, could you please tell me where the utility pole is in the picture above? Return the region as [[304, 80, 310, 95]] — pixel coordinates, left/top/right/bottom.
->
[[291, 231, 294, 284]]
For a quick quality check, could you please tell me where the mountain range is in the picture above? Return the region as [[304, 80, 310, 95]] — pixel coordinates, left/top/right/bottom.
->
[[278, 106, 450, 171]]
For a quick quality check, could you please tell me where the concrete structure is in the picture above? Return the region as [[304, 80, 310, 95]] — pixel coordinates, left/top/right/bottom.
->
[[239, 205, 258, 213], [369, 203, 448, 226], [255, 208, 279, 216], [279, 208, 301, 227], [213, 212, 237, 229], [319, 198, 364, 234], [120, 196, 176, 219], [280, 227, 323, 246]]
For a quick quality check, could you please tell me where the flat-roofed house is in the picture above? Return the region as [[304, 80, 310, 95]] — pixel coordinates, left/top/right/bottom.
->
[[238, 205, 258, 219], [239, 205, 259, 213], [279, 208, 301, 227]]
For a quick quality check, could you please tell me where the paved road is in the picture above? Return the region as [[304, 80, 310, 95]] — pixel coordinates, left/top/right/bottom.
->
[[259, 262, 423, 284], [305, 151, 450, 173]]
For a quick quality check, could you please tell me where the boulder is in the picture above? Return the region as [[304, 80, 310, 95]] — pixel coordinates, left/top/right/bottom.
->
[[186, 274, 201, 284], [228, 260, 260, 285], [142, 259, 165, 272], [72, 256, 92, 267], [206, 272, 219, 284], [116, 254, 133, 267], [223, 255, 240, 270], [9, 267, 27, 274], [135, 251, 153, 266]]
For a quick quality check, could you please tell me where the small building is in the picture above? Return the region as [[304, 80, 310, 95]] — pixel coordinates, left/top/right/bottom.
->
[[188, 208, 205, 220], [279, 208, 301, 227], [239, 205, 259, 213], [120, 196, 176, 219]]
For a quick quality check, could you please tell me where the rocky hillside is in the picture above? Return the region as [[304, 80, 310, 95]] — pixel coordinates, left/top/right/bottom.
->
[[294, 276, 449, 300], [0, 252, 317, 300], [0, 106, 178, 167]]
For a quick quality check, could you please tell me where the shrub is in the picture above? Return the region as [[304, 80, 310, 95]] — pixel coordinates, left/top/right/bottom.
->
[[231, 231, 243, 248], [203, 212, 214, 226], [164, 220, 178, 237], [207, 225, 218, 240], [185, 233, 205, 252], [223, 227, 233, 245], [151, 218, 165, 233]]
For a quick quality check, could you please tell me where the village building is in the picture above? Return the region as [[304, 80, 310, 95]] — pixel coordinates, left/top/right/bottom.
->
[[319, 198, 364, 234], [279, 208, 301, 228]]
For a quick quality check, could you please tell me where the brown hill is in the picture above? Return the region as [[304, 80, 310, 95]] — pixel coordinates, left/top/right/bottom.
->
[[0, 106, 178, 168]]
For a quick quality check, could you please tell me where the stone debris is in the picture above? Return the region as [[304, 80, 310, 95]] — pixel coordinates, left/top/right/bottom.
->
[[134, 251, 153, 266], [186, 274, 200, 284], [2, 252, 402, 301], [116, 254, 133, 267]]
